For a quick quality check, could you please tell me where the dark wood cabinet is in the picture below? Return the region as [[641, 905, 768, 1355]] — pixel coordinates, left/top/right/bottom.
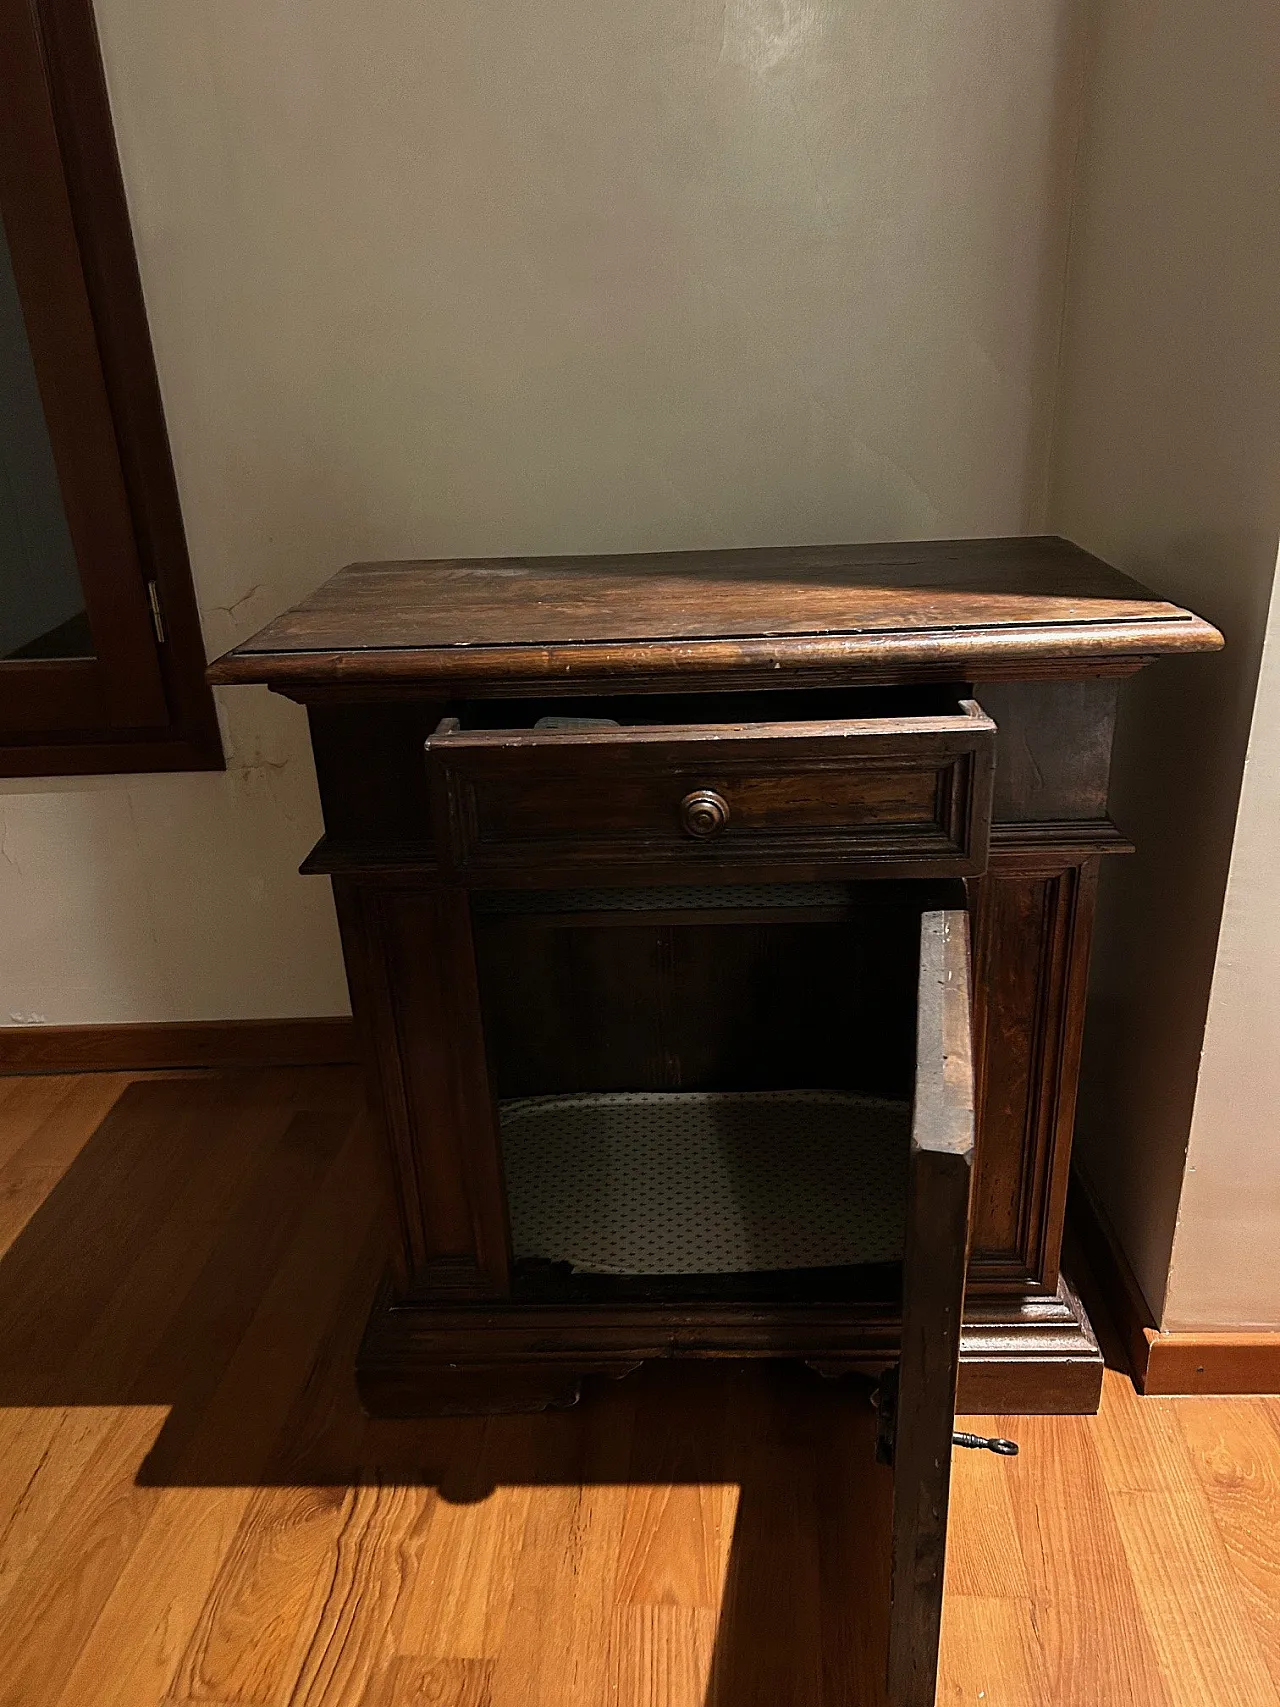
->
[[211, 536, 1221, 1423], [888, 908, 975, 1706]]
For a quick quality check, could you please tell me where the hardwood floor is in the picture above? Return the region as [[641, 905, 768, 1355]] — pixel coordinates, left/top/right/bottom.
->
[[0, 1067, 1276, 1706]]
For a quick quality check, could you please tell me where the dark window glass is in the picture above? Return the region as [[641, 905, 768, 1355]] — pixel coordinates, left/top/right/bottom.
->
[[0, 215, 92, 660]]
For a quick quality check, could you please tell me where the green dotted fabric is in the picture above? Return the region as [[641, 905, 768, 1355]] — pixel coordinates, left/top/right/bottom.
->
[[473, 884, 855, 914], [500, 1089, 909, 1275]]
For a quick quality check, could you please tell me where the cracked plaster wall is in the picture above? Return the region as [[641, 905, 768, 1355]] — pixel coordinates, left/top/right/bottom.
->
[[0, 0, 1087, 1023]]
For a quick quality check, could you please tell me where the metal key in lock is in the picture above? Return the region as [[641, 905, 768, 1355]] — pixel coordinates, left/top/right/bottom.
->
[[872, 1369, 1020, 1463], [952, 1429, 1019, 1456]]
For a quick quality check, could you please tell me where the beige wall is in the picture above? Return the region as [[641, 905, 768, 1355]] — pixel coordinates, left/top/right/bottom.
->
[[2, 0, 1276, 1335], [1049, 0, 1280, 1325], [1166, 557, 1280, 1330], [0, 0, 1086, 1024]]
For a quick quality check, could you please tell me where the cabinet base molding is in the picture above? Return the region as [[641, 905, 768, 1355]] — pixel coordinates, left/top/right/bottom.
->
[[810, 1277, 1103, 1414], [1070, 1166, 1280, 1395], [355, 1274, 1103, 1418], [359, 1363, 600, 1417], [0, 1016, 357, 1074], [957, 1274, 1102, 1413]]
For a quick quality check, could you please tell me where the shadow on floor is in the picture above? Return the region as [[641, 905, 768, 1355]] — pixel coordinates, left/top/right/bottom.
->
[[0, 1069, 898, 1703]]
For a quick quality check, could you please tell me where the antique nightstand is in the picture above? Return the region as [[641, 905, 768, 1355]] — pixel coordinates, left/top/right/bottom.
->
[[210, 536, 1219, 1423], [211, 536, 1219, 1703]]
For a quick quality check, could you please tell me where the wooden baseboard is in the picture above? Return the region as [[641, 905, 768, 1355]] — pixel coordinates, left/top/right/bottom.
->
[[1069, 1167, 1280, 1395], [0, 1017, 358, 1074], [1139, 1331, 1280, 1396]]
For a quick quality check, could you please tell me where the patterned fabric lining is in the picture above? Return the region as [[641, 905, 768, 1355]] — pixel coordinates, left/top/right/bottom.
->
[[500, 1090, 909, 1275], [474, 884, 854, 914]]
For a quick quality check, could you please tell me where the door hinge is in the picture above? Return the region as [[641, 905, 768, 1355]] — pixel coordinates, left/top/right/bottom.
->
[[146, 580, 166, 644], [873, 1365, 899, 1466]]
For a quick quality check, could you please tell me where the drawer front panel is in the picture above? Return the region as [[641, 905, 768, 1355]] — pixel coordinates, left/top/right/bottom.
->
[[428, 707, 995, 882]]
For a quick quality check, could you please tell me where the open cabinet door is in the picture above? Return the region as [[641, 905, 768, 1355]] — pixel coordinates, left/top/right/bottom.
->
[[886, 909, 976, 1706]]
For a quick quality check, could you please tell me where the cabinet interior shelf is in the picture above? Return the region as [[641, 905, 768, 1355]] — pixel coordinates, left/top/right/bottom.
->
[[473, 880, 957, 930], [500, 1089, 911, 1290]]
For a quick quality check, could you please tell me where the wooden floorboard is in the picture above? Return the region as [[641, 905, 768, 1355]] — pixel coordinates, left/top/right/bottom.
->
[[0, 1066, 1274, 1705]]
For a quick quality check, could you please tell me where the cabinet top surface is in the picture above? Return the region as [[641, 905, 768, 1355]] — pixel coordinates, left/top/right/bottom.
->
[[209, 536, 1222, 693]]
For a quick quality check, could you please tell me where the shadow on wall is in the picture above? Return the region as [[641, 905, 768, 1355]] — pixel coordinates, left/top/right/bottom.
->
[[1075, 531, 1269, 1322]]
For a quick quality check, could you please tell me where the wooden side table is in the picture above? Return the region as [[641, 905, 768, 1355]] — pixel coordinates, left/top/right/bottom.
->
[[211, 536, 1219, 1704], [210, 536, 1221, 1425]]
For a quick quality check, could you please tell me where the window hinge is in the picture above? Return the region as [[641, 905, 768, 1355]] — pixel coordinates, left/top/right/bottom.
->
[[146, 580, 166, 644]]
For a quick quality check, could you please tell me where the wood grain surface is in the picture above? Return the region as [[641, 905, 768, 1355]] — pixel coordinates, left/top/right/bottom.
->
[[888, 911, 975, 1707], [220, 538, 1202, 651], [0, 1017, 357, 1074], [207, 537, 1223, 692], [0, 1065, 1274, 1706], [426, 704, 994, 884]]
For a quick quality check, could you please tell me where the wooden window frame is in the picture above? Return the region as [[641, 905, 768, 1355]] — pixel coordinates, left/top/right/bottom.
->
[[0, 0, 222, 776]]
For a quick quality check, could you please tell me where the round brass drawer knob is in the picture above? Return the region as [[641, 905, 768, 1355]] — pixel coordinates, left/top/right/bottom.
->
[[680, 789, 730, 838]]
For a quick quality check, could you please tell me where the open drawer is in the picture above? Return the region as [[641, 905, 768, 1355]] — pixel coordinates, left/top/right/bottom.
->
[[425, 693, 995, 884]]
